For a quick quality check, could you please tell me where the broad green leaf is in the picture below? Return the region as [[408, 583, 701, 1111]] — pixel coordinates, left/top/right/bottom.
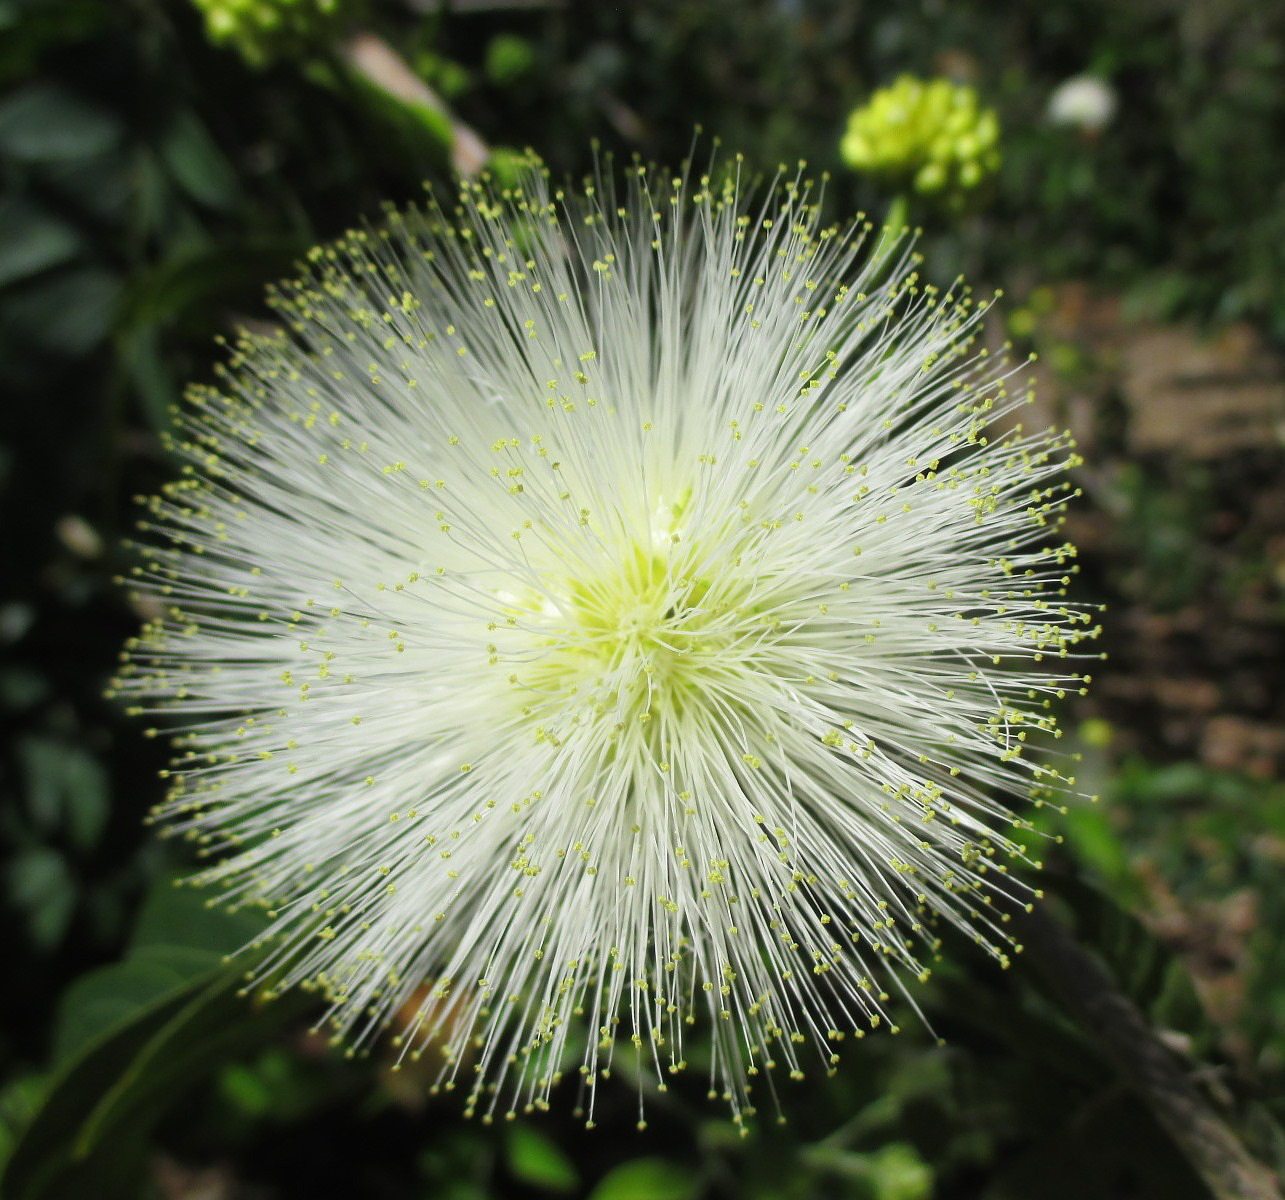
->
[[1059, 801, 1134, 893], [70, 974, 276, 1157], [930, 964, 1106, 1093], [118, 324, 178, 434], [52, 954, 212, 1064], [0, 83, 120, 162], [1050, 874, 1207, 1037], [128, 875, 267, 960], [505, 1125, 579, 1192], [3, 878, 292, 1200], [17, 736, 109, 850], [2, 979, 212, 1200], [0, 666, 48, 711], [2, 967, 308, 1200], [4, 847, 76, 950], [0, 199, 83, 289], [53, 877, 267, 1062], [588, 1158, 697, 1200], [0, 265, 121, 355], [114, 237, 303, 337], [33, 152, 133, 226], [158, 109, 241, 212], [0, 1073, 45, 1175]]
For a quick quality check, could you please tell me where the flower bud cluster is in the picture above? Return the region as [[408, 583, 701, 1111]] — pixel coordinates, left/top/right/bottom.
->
[[191, 0, 352, 65], [841, 75, 1001, 202]]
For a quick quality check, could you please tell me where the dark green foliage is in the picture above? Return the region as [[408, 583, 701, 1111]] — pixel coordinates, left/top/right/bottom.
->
[[0, 875, 1234, 1198]]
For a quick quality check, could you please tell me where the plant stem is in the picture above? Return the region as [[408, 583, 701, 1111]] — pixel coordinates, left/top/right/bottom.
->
[[1001, 886, 1280, 1200], [340, 33, 489, 175]]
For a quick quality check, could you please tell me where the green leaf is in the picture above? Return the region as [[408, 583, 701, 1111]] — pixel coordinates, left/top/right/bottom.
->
[[217, 1059, 277, 1118], [0, 1073, 46, 1176], [866, 1143, 933, 1200], [0, 266, 121, 356], [17, 736, 109, 851], [2, 979, 210, 1200], [157, 109, 241, 212], [484, 34, 536, 87], [1058, 801, 1134, 892], [588, 1158, 697, 1200], [3, 880, 289, 1200], [0, 83, 120, 162], [4, 847, 76, 950], [129, 876, 267, 959], [34, 152, 134, 226], [3, 966, 306, 1200], [53, 877, 267, 1062], [930, 963, 1106, 1092], [118, 324, 178, 434], [0, 667, 48, 711], [0, 199, 83, 289], [505, 1125, 579, 1193], [53, 954, 210, 1064], [114, 237, 303, 337], [1050, 874, 1206, 1034], [70, 974, 267, 1157]]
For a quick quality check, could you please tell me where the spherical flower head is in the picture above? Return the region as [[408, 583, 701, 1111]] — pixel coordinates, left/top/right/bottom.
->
[[116, 151, 1097, 1124], [841, 76, 1001, 204], [191, 0, 354, 66], [1047, 75, 1117, 135]]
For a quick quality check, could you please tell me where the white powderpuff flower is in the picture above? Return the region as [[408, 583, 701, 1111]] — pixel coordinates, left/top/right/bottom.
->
[[117, 153, 1098, 1126], [1047, 75, 1117, 134]]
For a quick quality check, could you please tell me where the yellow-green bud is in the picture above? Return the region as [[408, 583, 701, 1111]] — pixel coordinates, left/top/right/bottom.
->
[[191, 0, 354, 66], [841, 75, 1001, 205]]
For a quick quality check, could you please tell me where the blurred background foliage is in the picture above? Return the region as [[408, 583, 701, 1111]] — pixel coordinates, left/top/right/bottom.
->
[[1, 0, 1283, 1196]]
